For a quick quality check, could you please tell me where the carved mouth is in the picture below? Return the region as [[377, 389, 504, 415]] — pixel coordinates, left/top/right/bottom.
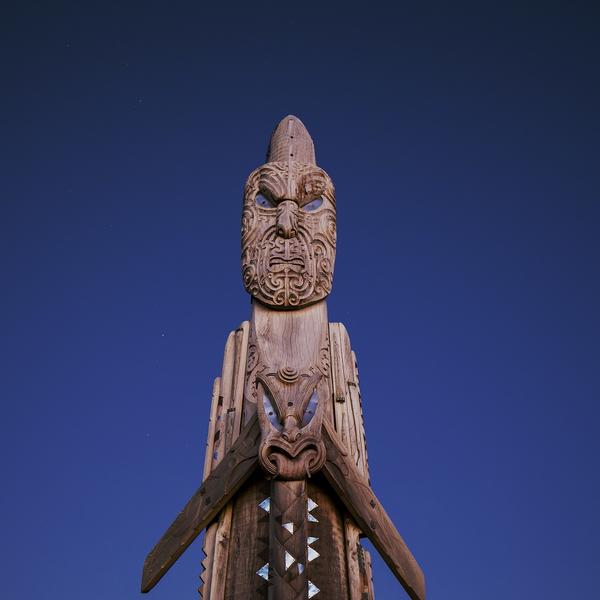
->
[[259, 435, 326, 480], [268, 255, 305, 269]]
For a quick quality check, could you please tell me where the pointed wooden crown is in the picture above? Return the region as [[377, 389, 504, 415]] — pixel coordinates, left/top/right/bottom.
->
[[266, 115, 316, 165]]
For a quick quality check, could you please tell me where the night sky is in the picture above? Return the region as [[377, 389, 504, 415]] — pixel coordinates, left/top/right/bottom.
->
[[2, 3, 599, 599]]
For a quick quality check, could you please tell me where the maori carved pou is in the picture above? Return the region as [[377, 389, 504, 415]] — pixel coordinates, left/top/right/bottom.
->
[[142, 116, 425, 600]]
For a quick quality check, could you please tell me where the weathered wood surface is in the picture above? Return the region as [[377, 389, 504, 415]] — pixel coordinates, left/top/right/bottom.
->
[[206, 503, 234, 599], [363, 546, 375, 599], [200, 322, 250, 597], [306, 479, 350, 599], [223, 475, 270, 599], [321, 420, 426, 600], [269, 480, 308, 600], [203, 377, 221, 480], [231, 322, 249, 438], [350, 349, 370, 478], [329, 323, 370, 479], [141, 415, 261, 593], [345, 517, 364, 600], [199, 522, 217, 598]]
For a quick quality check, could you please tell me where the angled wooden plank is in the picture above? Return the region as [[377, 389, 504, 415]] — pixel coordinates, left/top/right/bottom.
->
[[321, 420, 426, 600], [231, 321, 249, 440], [199, 521, 217, 598], [206, 503, 234, 599], [350, 349, 370, 477], [141, 415, 261, 593], [344, 517, 363, 600], [203, 377, 221, 481]]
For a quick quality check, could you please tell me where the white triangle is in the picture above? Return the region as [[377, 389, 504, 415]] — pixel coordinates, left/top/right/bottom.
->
[[307, 536, 318, 545], [307, 498, 318, 511], [258, 498, 270, 513], [298, 563, 305, 574], [308, 512, 318, 522], [283, 522, 294, 534], [308, 580, 320, 597], [256, 563, 269, 580], [308, 546, 320, 562], [285, 551, 295, 570]]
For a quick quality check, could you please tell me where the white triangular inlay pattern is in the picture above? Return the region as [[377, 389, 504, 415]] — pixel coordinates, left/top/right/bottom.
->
[[308, 580, 320, 597], [256, 563, 269, 581], [283, 522, 294, 534]]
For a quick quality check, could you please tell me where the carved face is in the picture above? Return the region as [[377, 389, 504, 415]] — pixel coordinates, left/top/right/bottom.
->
[[241, 161, 336, 309], [256, 372, 327, 480]]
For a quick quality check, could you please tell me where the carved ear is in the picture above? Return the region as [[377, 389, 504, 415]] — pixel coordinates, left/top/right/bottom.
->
[[256, 380, 283, 433]]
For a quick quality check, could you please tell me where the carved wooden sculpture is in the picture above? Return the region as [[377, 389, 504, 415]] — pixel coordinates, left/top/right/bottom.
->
[[142, 116, 425, 599]]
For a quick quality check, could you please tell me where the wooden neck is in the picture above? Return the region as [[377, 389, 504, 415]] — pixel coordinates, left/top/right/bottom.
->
[[250, 299, 329, 373]]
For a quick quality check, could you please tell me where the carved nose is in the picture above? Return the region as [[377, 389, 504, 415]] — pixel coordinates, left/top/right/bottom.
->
[[282, 415, 301, 443], [277, 201, 298, 239]]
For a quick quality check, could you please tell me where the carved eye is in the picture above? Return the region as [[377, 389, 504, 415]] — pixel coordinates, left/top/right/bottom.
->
[[302, 389, 319, 426], [303, 197, 323, 212], [256, 193, 275, 208], [263, 389, 283, 431]]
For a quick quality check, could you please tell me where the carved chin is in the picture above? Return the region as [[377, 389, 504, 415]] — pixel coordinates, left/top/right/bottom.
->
[[259, 437, 326, 480], [244, 257, 333, 308]]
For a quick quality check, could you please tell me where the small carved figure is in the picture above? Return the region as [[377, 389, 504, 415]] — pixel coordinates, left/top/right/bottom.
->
[[142, 116, 425, 600]]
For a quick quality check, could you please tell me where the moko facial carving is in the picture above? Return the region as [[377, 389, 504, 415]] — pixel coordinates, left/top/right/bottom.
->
[[241, 118, 336, 309]]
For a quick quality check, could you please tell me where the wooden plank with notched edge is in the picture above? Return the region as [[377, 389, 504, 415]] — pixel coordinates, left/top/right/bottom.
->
[[321, 420, 426, 600], [141, 415, 261, 593], [206, 503, 233, 599], [199, 522, 217, 598], [203, 377, 221, 481]]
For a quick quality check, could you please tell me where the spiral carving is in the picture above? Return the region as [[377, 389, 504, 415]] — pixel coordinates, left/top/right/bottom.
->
[[241, 161, 336, 309], [259, 435, 327, 481]]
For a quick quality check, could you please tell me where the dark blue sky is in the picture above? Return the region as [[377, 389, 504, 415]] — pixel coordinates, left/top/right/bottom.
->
[[2, 2, 599, 599]]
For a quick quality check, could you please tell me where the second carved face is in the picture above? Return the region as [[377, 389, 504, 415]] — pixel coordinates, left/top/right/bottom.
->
[[241, 160, 336, 309]]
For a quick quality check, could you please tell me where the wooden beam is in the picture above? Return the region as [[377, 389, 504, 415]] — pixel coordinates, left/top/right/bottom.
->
[[141, 415, 261, 593], [321, 420, 426, 600]]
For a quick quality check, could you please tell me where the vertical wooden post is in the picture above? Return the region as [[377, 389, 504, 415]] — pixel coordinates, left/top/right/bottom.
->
[[269, 480, 308, 600]]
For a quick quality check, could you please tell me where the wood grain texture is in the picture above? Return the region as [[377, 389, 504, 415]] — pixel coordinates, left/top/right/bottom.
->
[[267, 115, 316, 165], [350, 349, 370, 479], [141, 415, 261, 593], [249, 300, 330, 481], [231, 322, 250, 439], [269, 480, 308, 600], [321, 420, 426, 600], [345, 518, 363, 600], [335, 323, 369, 479], [207, 503, 234, 599], [306, 478, 350, 600], [199, 523, 217, 598], [363, 547, 375, 599], [203, 377, 221, 480], [224, 475, 270, 599]]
